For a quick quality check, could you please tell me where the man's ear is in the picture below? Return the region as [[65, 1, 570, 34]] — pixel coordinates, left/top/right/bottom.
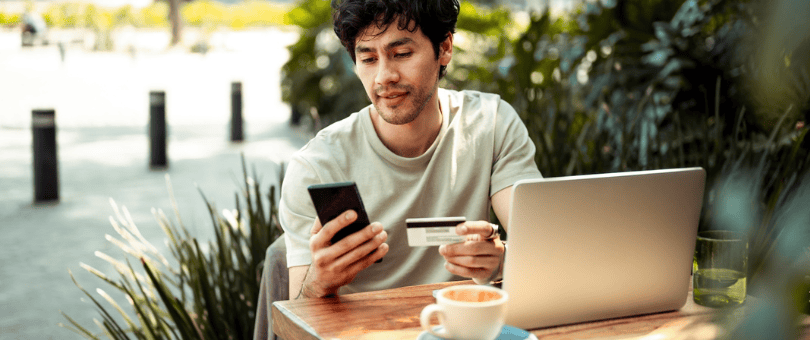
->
[[439, 33, 453, 66]]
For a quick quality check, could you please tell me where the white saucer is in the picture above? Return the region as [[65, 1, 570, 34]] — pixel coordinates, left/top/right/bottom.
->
[[417, 325, 538, 340]]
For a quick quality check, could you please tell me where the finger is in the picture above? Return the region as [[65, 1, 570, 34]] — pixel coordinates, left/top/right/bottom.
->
[[310, 228, 385, 274], [344, 242, 389, 274], [310, 210, 358, 249], [330, 241, 389, 284], [455, 221, 497, 238], [335, 221, 385, 250], [444, 261, 492, 279], [444, 254, 500, 269], [313, 222, 383, 269], [440, 239, 503, 257], [333, 225, 388, 267], [465, 234, 483, 242]]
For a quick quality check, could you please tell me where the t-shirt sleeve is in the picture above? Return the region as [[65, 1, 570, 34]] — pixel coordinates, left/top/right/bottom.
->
[[490, 98, 542, 195], [279, 152, 319, 267]]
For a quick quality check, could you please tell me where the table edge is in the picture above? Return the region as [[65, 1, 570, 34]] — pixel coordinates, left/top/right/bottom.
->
[[272, 299, 321, 340]]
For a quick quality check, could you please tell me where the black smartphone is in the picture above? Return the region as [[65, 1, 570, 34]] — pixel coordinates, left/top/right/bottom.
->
[[307, 181, 372, 245]]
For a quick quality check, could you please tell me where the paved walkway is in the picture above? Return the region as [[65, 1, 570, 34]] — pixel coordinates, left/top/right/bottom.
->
[[0, 28, 310, 339]]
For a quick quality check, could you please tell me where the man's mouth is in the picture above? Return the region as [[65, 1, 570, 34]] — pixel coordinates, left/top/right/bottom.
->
[[379, 92, 406, 99], [378, 92, 408, 105]]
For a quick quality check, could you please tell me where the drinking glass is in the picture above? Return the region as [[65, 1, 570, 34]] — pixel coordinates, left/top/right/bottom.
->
[[693, 230, 748, 308]]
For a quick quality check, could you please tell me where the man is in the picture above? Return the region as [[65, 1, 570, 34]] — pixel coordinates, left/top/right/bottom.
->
[[282, 0, 541, 299], [21, 11, 47, 47]]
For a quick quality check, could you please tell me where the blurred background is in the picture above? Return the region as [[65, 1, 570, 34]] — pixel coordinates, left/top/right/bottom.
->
[[1, 0, 808, 339]]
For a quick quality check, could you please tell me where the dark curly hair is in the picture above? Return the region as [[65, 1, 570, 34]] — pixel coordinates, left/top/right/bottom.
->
[[331, 0, 460, 79]]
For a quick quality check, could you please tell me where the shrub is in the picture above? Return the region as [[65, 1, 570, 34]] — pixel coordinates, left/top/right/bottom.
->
[[227, 1, 288, 29], [138, 2, 169, 28], [61, 157, 285, 339], [43, 3, 89, 28], [280, 0, 367, 129], [183, 0, 227, 28], [0, 12, 21, 26]]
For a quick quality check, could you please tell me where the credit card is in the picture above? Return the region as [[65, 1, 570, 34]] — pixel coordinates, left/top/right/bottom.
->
[[406, 217, 466, 247]]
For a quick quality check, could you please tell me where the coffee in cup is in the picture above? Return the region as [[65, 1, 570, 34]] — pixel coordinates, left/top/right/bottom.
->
[[443, 288, 502, 303], [420, 285, 508, 340]]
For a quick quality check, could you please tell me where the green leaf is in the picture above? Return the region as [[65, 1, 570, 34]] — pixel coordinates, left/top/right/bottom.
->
[[142, 258, 198, 339]]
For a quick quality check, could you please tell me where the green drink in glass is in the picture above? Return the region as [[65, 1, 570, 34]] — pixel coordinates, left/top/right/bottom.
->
[[693, 230, 748, 308]]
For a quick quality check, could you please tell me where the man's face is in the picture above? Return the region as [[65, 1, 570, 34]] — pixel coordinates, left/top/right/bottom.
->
[[354, 22, 450, 125]]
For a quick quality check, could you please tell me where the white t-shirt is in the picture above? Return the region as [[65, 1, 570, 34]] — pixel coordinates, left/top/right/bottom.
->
[[279, 88, 542, 294]]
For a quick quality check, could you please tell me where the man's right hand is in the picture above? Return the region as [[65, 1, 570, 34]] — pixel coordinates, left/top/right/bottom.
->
[[298, 210, 388, 298]]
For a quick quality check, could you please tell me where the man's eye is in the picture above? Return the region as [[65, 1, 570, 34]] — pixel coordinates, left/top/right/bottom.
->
[[395, 52, 412, 58], [360, 58, 376, 64]]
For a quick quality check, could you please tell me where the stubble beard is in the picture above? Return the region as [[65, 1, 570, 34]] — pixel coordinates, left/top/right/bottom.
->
[[373, 77, 438, 126]]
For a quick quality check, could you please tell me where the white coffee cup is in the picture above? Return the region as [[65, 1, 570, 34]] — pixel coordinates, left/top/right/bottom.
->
[[420, 285, 508, 340]]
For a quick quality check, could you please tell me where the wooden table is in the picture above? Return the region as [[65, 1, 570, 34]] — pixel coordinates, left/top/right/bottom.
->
[[272, 280, 809, 340]]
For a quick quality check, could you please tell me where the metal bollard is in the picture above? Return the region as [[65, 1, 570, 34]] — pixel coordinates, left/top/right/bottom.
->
[[149, 91, 167, 169], [231, 82, 244, 142], [32, 109, 59, 202]]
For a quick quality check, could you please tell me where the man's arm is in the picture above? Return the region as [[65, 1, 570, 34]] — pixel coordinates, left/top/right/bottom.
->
[[288, 265, 309, 300], [490, 185, 513, 231]]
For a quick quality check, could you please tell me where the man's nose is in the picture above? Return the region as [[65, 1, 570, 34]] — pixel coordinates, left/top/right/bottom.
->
[[375, 59, 400, 85]]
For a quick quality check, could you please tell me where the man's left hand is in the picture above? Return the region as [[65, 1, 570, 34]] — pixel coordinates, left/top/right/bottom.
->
[[439, 221, 504, 282]]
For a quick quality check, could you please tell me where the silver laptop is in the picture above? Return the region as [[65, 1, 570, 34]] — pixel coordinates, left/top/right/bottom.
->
[[502, 167, 706, 330]]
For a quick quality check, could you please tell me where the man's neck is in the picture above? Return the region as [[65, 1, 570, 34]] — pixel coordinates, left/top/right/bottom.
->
[[370, 95, 443, 158]]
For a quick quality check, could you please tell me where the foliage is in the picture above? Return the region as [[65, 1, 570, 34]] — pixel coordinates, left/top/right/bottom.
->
[[743, 0, 810, 126], [488, 0, 765, 177], [182, 0, 288, 29], [1, 1, 288, 50], [39, 2, 159, 29], [60, 156, 285, 339], [14, 1, 288, 30], [707, 162, 810, 339], [280, 0, 367, 129], [226, 1, 288, 29], [0, 12, 21, 26], [137, 2, 170, 28], [445, 2, 515, 93], [43, 3, 92, 28], [183, 0, 225, 28], [487, 9, 605, 178], [491, 0, 810, 266]]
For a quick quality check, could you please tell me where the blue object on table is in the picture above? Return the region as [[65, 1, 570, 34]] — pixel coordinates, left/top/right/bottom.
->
[[417, 325, 537, 340]]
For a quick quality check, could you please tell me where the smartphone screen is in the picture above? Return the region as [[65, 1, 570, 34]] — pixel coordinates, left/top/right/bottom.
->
[[307, 182, 371, 245]]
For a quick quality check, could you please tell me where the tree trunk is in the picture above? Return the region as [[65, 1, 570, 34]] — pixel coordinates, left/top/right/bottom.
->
[[169, 0, 182, 46]]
